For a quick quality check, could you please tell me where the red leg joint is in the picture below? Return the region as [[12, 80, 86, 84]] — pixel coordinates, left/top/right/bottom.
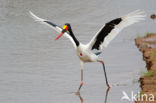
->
[[80, 81, 83, 86], [102, 61, 104, 65], [107, 83, 110, 88]]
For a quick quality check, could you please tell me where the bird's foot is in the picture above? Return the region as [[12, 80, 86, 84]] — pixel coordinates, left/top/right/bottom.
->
[[75, 90, 80, 95], [75, 81, 83, 95], [107, 83, 110, 88]]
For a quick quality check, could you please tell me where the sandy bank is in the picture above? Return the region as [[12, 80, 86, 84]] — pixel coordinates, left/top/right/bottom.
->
[[135, 33, 156, 103]]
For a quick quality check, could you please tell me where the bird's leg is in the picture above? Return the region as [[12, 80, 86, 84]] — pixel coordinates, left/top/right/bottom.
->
[[98, 60, 110, 88], [77, 61, 84, 93], [104, 87, 110, 103]]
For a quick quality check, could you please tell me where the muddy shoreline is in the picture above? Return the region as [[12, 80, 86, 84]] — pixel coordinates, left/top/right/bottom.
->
[[135, 33, 156, 103]]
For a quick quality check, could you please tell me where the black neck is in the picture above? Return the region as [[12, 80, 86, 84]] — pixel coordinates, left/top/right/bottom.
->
[[68, 27, 79, 46]]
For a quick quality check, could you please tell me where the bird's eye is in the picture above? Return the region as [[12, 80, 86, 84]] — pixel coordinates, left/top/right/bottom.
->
[[80, 53, 83, 56]]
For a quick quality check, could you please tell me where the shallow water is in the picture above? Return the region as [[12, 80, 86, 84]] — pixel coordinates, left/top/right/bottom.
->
[[0, 0, 156, 103]]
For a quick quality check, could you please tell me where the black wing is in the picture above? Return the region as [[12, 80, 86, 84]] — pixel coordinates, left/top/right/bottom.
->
[[87, 10, 145, 50], [91, 18, 122, 50]]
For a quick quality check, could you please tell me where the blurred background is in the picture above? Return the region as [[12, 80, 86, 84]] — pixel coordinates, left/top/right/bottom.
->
[[0, 0, 155, 103]]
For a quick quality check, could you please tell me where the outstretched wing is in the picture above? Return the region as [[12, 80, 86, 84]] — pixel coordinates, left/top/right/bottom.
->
[[87, 10, 146, 50], [29, 11, 76, 48]]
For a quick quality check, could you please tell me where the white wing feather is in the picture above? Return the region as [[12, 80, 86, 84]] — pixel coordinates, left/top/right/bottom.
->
[[87, 10, 146, 49], [103, 10, 146, 47], [29, 11, 76, 48]]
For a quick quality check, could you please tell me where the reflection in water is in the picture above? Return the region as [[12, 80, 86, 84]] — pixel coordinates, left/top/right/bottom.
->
[[104, 88, 110, 103], [76, 88, 110, 103], [78, 95, 84, 103]]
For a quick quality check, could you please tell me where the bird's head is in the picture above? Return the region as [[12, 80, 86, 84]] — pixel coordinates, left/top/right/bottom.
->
[[55, 23, 70, 40]]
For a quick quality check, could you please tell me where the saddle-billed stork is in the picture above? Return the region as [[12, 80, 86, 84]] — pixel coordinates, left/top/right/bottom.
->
[[29, 10, 145, 92]]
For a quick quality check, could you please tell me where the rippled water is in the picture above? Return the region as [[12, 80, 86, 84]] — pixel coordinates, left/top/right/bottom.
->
[[0, 0, 155, 103]]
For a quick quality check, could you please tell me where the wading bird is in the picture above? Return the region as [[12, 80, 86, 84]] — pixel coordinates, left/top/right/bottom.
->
[[29, 10, 145, 92]]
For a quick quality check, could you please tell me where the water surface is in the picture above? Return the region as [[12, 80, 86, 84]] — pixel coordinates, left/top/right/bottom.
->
[[0, 0, 156, 103]]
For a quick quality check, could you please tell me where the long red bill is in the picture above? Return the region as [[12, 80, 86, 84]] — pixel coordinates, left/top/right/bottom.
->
[[55, 32, 63, 40]]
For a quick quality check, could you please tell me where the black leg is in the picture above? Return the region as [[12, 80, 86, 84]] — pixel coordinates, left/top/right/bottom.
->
[[78, 81, 83, 91], [98, 60, 110, 88]]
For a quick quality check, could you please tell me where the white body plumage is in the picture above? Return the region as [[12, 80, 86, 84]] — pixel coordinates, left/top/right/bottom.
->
[[29, 10, 146, 90]]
